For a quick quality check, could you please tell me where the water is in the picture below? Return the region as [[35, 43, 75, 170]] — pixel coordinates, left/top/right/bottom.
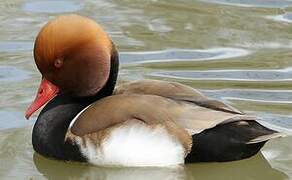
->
[[0, 0, 292, 179]]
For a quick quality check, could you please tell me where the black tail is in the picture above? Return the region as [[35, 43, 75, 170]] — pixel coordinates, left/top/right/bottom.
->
[[185, 120, 281, 163]]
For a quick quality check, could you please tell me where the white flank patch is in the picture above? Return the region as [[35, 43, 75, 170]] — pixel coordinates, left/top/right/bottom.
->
[[77, 121, 185, 167]]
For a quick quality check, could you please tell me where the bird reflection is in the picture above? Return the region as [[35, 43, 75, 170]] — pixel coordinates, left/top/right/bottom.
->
[[33, 152, 287, 180], [33, 153, 185, 180]]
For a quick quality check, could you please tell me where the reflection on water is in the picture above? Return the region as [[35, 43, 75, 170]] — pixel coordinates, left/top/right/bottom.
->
[[0, 0, 292, 179], [33, 154, 185, 180], [33, 152, 286, 180], [1, 126, 291, 180], [186, 153, 288, 180]]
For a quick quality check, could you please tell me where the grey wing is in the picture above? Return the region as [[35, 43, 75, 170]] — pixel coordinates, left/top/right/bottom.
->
[[114, 79, 243, 115]]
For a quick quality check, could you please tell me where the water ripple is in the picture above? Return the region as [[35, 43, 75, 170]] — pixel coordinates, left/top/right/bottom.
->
[[202, 89, 292, 103], [257, 113, 292, 130], [201, 0, 292, 8], [23, 1, 83, 13], [225, 97, 292, 104], [120, 48, 249, 63], [0, 111, 30, 130], [267, 12, 292, 23], [150, 68, 292, 81], [0, 41, 32, 53], [0, 66, 30, 82]]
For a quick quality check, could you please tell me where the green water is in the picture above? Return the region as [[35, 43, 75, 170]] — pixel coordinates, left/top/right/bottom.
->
[[0, 0, 292, 179]]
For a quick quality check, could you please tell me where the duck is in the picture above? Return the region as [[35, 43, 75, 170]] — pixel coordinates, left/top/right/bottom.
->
[[25, 14, 283, 167]]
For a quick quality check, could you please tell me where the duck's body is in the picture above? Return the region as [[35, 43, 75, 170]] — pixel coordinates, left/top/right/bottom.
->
[[32, 79, 280, 166], [26, 15, 283, 167]]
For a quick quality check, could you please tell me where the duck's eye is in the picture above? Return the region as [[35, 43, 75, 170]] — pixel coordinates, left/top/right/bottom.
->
[[54, 58, 63, 68]]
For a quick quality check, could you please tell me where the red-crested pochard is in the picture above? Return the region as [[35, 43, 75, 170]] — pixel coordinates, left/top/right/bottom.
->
[[25, 14, 283, 167]]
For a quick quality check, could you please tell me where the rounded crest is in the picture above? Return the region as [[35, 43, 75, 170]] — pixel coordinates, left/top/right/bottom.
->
[[33, 14, 114, 97], [34, 14, 112, 73]]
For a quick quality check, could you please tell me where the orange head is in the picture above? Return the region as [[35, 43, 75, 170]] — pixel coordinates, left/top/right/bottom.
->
[[26, 14, 115, 119]]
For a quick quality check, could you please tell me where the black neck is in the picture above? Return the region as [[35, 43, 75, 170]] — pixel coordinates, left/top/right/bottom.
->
[[32, 47, 119, 161]]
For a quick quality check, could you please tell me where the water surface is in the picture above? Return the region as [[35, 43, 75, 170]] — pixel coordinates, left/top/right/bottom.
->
[[0, 0, 292, 179]]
